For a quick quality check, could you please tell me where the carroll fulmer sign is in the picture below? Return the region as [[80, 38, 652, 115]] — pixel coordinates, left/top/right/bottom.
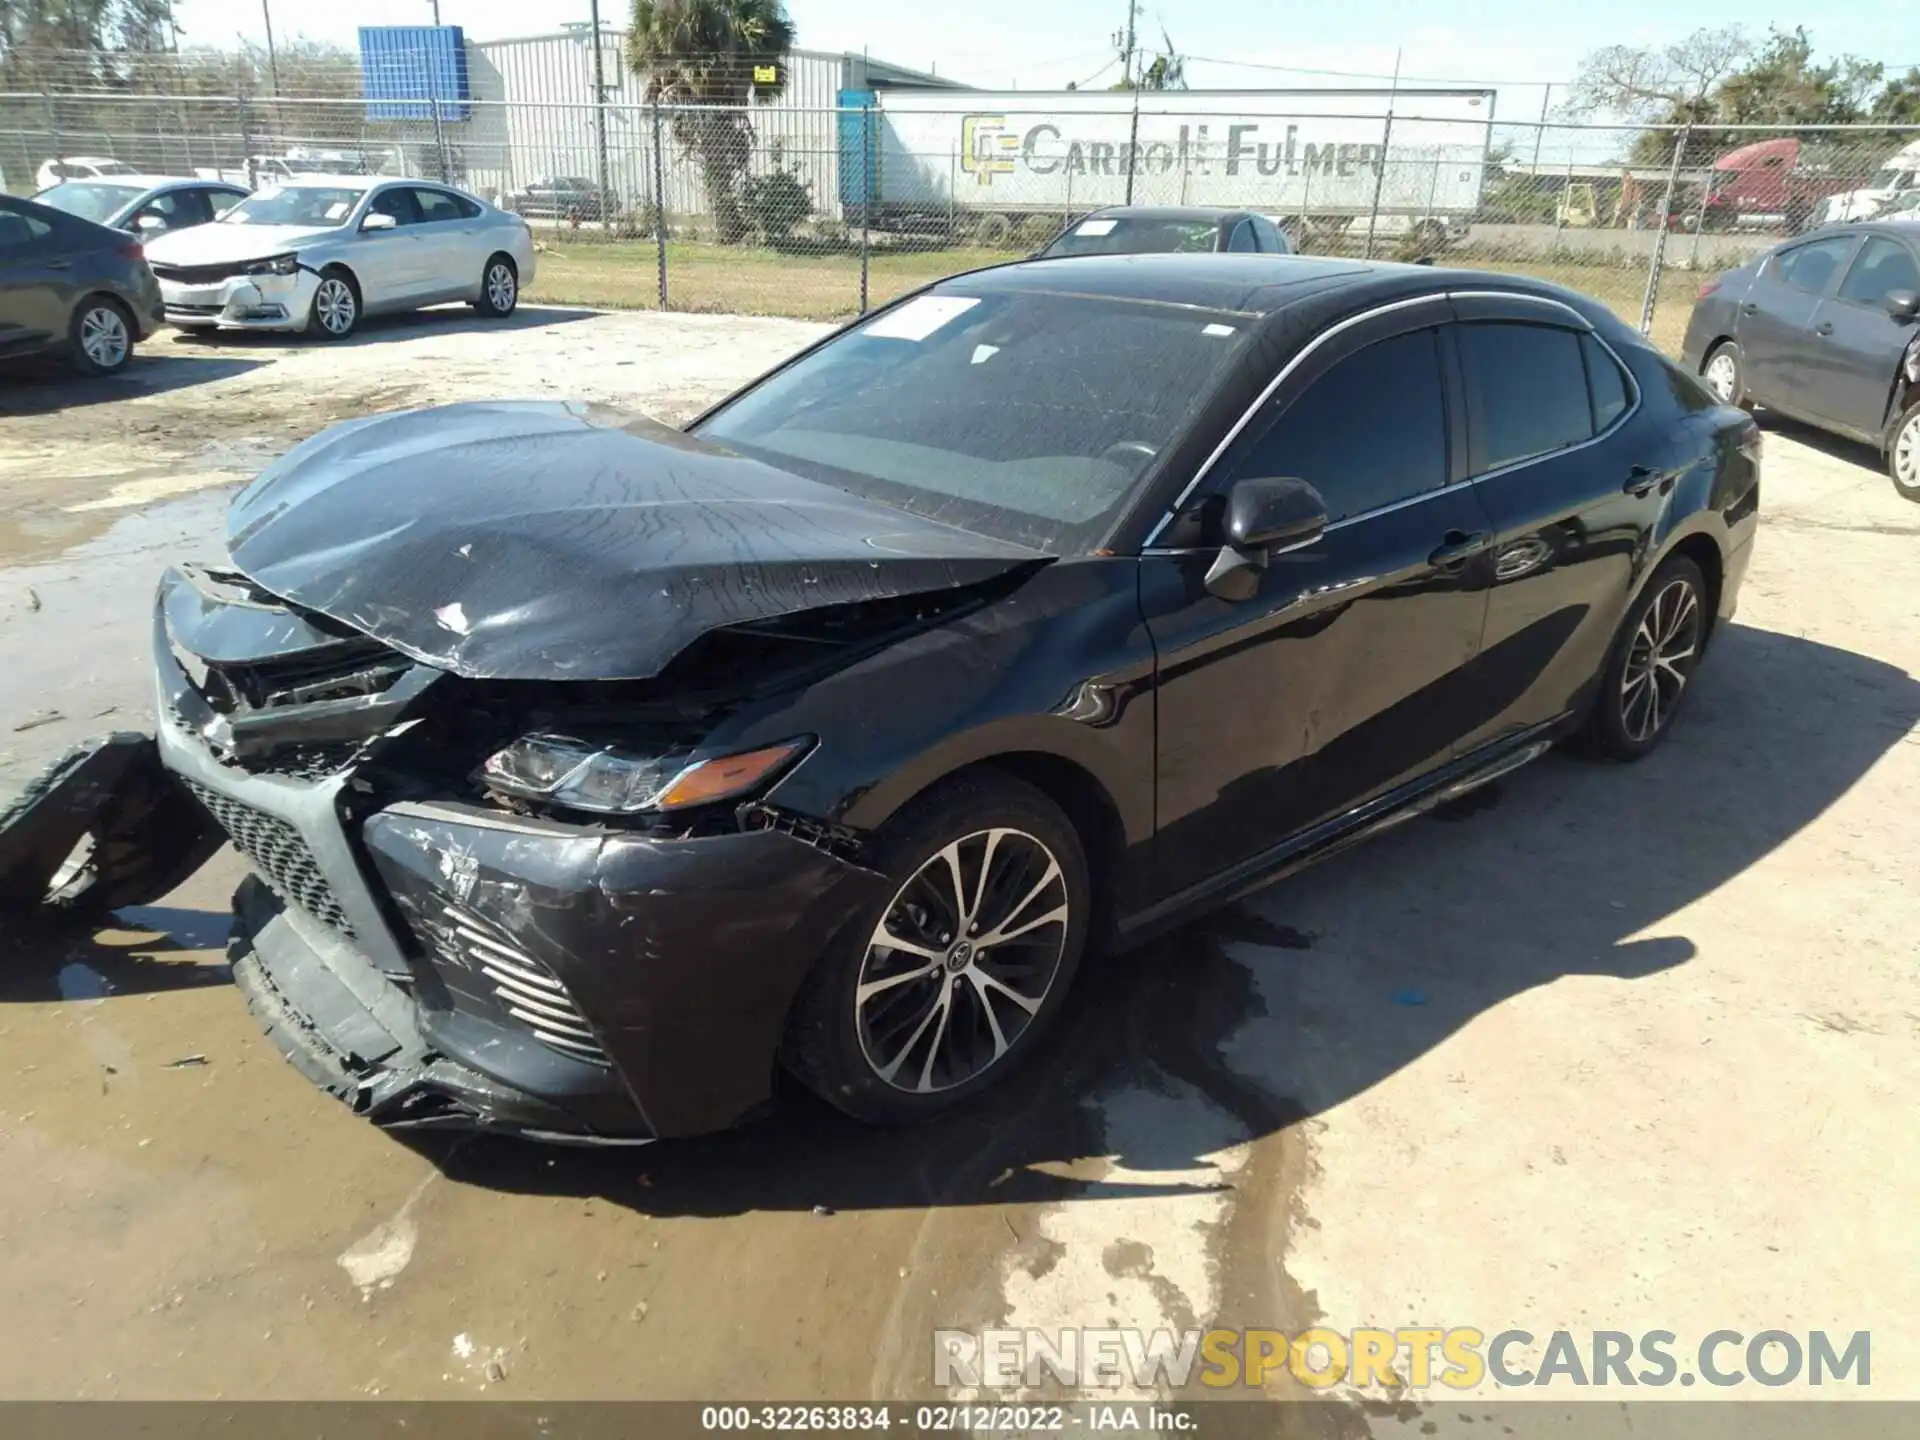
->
[[962, 115, 1388, 185]]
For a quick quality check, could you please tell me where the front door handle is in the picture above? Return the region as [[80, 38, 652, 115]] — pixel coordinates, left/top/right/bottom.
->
[[1740, 302, 1759, 316], [1428, 530, 1489, 568], [1813, 321, 1835, 337], [45, 258, 71, 271]]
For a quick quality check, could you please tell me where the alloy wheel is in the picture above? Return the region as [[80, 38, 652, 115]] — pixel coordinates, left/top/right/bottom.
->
[[79, 306, 129, 369], [1619, 577, 1702, 744], [1703, 351, 1738, 402], [486, 262, 517, 312], [315, 278, 356, 335], [1896, 414, 1919, 488], [854, 827, 1071, 1094]]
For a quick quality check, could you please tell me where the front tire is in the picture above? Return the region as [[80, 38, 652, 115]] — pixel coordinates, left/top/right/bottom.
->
[[1580, 556, 1709, 760], [306, 268, 359, 340], [784, 771, 1091, 1124], [1701, 341, 1747, 408], [69, 296, 133, 375], [1889, 399, 1920, 503], [473, 254, 518, 317]]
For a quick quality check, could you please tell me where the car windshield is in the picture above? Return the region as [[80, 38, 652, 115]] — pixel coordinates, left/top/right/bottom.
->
[[1042, 218, 1222, 257], [34, 181, 145, 222], [692, 289, 1251, 550], [221, 186, 364, 227]]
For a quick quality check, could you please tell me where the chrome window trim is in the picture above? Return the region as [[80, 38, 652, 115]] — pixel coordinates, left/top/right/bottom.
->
[[1140, 291, 1646, 553]]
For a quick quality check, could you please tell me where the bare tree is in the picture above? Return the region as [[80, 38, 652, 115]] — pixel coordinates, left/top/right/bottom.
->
[[1565, 27, 1752, 121]]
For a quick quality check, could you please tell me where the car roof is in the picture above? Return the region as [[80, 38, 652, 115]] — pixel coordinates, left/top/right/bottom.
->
[[46, 174, 241, 190], [933, 252, 1636, 335], [1082, 205, 1249, 224]]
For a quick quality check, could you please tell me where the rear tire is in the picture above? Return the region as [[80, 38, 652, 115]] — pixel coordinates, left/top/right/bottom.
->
[[1889, 399, 1920, 504], [68, 296, 133, 375], [1701, 341, 1747, 408], [473, 253, 519, 317], [1578, 556, 1709, 761], [783, 771, 1090, 1125]]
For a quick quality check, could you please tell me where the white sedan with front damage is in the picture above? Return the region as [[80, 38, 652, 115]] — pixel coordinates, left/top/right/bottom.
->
[[142, 176, 534, 340]]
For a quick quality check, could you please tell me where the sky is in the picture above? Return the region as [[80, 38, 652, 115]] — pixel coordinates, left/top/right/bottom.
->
[[169, 0, 1918, 119]]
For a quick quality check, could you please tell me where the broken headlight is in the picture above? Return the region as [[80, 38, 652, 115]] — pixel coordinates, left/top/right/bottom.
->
[[480, 734, 807, 815], [244, 253, 299, 276]]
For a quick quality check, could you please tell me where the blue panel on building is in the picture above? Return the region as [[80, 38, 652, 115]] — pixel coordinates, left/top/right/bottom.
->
[[360, 26, 472, 122], [837, 89, 877, 211]]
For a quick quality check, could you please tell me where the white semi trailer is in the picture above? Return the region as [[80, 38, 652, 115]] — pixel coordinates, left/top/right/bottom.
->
[[836, 87, 1497, 247]]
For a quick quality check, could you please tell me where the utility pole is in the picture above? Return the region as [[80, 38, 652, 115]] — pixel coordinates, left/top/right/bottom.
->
[[1530, 82, 1551, 175], [589, 0, 612, 232], [426, 0, 451, 183], [260, 0, 280, 96], [1116, 0, 1139, 203]]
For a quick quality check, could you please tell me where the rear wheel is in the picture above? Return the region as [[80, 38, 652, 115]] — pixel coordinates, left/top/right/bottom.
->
[[473, 254, 518, 317], [784, 771, 1090, 1124], [1889, 399, 1920, 503], [1579, 556, 1709, 760], [69, 297, 133, 375], [1701, 341, 1747, 408]]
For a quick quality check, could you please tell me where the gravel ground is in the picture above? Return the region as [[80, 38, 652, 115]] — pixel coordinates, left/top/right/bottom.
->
[[0, 305, 1915, 1418]]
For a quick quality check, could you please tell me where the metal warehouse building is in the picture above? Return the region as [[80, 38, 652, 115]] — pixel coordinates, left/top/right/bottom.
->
[[457, 31, 966, 219]]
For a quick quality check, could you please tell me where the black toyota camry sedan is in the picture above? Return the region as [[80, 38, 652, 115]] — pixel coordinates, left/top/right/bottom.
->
[[1, 253, 1760, 1144]]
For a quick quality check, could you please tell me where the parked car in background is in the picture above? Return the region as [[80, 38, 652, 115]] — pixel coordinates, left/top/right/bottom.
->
[[143, 176, 535, 340], [32, 176, 248, 239], [33, 156, 140, 191], [0, 193, 164, 374], [1814, 139, 1920, 226], [1035, 206, 1294, 258], [1685, 222, 1920, 500], [503, 176, 612, 222], [7, 255, 1759, 1141]]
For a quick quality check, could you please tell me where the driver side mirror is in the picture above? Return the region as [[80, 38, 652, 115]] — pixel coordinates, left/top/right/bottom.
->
[[1205, 476, 1329, 601], [1887, 289, 1920, 322], [361, 211, 398, 232]]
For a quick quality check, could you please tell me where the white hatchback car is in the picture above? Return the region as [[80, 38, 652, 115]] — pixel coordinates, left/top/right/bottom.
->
[[142, 176, 535, 340]]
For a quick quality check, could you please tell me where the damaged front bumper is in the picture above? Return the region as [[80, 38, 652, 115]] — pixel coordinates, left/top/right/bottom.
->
[[159, 269, 315, 331], [151, 566, 888, 1141]]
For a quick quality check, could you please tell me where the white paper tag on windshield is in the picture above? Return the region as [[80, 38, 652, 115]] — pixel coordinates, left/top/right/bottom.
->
[[1076, 219, 1117, 236], [1202, 323, 1237, 337], [325, 201, 350, 219], [863, 295, 979, 341]]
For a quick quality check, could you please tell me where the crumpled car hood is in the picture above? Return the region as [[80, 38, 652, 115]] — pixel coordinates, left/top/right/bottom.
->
[[224, 401, 1048, 681]]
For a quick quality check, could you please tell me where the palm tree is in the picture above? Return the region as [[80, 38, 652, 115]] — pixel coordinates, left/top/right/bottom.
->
[[628, 0, 795, 242]]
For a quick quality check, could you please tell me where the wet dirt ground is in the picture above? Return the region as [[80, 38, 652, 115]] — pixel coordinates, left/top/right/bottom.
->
[[1, 307, 1916, 1415]]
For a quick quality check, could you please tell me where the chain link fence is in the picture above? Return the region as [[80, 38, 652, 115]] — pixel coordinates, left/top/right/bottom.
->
[[4, 66, 1917, 354]]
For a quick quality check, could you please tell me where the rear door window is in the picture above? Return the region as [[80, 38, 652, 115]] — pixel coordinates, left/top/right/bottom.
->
[[412, 188, 476, 223], [1227, 219, 1257, 252], [1227, 328, 1449, 522], [1455, 322, 1595, 472], [1773, 236, 1858, 295]]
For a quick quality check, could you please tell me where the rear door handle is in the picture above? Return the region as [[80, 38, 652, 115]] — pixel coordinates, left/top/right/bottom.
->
[[1428, 530, 1489, 568], [45, 259, 71, 270], [1740, 302, 1759, 315], [1813, 321, 1835, 337], [1624, 464, 1674, 498]]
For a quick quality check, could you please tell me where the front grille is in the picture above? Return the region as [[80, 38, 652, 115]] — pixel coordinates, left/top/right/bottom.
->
[[153, 261, 244, 285], [431, 904, 610, 1067], [185, 780, 353, 936]]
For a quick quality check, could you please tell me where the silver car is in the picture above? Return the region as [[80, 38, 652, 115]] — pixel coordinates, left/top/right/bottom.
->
[[31, 176, 249, 238], [141, 176, 535, 340]]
